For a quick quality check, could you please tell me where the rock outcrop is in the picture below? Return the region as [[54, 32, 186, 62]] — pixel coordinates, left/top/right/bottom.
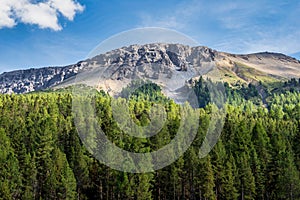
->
[[1, 43, 300, 94]]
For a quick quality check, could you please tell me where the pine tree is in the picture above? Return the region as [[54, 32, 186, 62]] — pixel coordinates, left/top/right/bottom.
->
[[237, 152, 256, 200], [0, 128, 22, 199], [211, 140, 226, 199], [222, 155, 238, 200], [199, 155, 216, 200], [251, 120, 271, 199], [136, 173, 153, 200], [21, 153, 37, 200], [35, 106, 55, 199], [52, 147, 77, 199]]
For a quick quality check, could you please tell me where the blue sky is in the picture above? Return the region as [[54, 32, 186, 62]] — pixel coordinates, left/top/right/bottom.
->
[[0, 0, 300, 73]]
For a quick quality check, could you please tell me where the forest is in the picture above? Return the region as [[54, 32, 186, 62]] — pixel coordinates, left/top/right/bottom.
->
[[1, 78, 300, 200]]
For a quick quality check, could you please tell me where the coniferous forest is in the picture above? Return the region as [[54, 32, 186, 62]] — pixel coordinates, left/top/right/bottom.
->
[[1, 78, 300, 200]]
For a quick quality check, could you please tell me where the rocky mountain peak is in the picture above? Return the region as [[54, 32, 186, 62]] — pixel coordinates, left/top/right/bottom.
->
[[87, 43, 215, 71], [0, 43, 300, 94]]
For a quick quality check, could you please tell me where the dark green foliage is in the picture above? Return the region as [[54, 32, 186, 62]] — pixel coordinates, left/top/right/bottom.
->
[[193, 76, 211, 108], [0, 79, 300, 199], [0, 129, 22, 200]]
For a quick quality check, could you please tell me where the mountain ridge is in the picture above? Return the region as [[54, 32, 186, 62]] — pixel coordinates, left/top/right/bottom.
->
[[1, 43, 300, 94]]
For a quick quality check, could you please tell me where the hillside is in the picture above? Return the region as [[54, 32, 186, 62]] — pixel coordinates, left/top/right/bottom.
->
[[1, 43, 300, 94], [1, 87, 300, 199]]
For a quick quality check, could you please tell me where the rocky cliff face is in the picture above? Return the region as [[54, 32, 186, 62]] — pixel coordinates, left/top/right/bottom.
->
[[57, 43, 218, 96], [0, 64, 85, 94], [0, 43, 300, 94]]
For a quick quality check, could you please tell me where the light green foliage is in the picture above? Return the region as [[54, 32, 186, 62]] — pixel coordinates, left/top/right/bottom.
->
[[0, 80, 300, 199]]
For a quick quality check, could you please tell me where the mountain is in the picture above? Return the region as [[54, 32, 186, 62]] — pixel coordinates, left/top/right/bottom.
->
[[1, 43, 300, 94], [0, 64, 84, 94]]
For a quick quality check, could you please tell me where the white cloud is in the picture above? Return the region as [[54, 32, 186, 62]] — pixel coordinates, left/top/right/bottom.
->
[[0, 3, 16, 28], [140, 15, 184, 29], [139, 0, 203, 30], [212, 2, 300, 55], [138, 0, 300, 55], [49, 0, 84, 21], [243, 31, 300, 55], [0, 0, 84, 31], [16, 1, 62, 30]]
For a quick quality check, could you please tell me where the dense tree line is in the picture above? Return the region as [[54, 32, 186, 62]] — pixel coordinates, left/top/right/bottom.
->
[[0, 81, 300, 199]]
